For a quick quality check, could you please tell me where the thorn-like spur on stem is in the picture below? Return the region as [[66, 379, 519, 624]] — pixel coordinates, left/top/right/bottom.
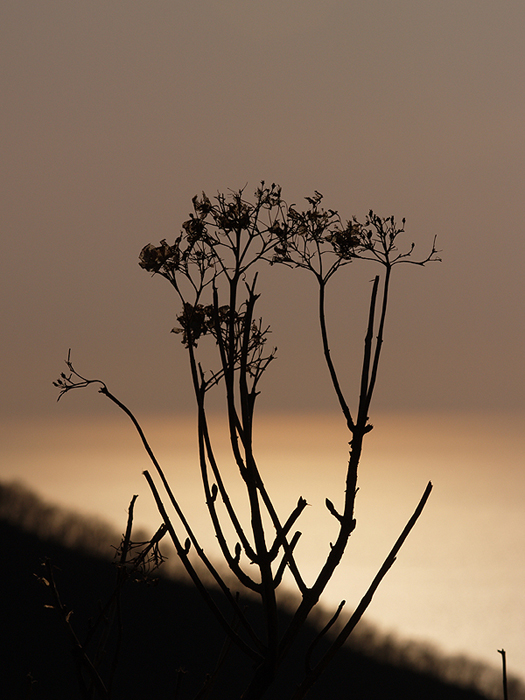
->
[[325, 498, 343, 523]]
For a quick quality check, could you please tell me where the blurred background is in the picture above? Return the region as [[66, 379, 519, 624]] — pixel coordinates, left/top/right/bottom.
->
[[1, 0, 524, 686]]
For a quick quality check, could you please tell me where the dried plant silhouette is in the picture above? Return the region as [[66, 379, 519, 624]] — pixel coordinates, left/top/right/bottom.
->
[[54, 183, 440, 699]]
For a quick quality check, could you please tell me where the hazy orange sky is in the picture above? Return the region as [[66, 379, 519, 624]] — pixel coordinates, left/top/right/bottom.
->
[[2, 0, 524, 420]]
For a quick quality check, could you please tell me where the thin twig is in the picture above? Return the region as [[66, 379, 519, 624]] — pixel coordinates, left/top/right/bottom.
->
[[498, 649, 509, 700], [41, 559, 109, 699]]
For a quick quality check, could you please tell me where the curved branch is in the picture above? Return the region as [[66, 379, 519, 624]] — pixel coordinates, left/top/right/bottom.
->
[[318, 279, 355, 433]]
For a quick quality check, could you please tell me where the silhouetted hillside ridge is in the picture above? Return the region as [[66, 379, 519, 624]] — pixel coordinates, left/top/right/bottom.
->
[[0, 480, 117, 556], [0, 481, 514, 699]]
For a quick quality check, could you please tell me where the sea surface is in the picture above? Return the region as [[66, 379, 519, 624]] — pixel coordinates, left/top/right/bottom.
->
[[2, 410, 524, 686]]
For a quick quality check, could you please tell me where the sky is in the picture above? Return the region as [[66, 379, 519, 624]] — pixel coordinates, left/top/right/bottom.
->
[[2, 0, 524, 420], [2, 0, 525, 689]]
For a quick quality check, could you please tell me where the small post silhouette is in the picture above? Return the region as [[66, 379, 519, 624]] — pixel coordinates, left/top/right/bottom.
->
[[498, 649, 508, 700]]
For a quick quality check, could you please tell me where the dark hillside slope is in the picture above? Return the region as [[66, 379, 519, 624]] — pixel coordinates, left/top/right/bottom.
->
[[0, 485, 498, 699]]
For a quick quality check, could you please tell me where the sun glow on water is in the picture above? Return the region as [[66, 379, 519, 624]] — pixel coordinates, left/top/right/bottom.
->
[[2, 410, 525, 683]]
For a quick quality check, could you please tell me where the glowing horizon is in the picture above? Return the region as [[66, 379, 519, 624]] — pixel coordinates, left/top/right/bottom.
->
[[2, 409, 524, 683]]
